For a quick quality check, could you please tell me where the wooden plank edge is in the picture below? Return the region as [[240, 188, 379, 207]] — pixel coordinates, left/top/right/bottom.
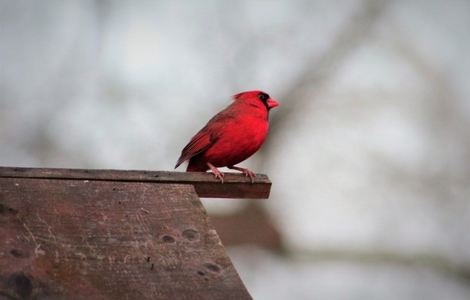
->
[[0, 166, 272, 199]]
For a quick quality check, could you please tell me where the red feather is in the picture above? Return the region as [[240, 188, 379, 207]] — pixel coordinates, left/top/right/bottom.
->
[[174, 131, 214, 169]]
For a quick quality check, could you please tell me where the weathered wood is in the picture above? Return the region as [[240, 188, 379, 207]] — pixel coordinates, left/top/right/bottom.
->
[[0, 167, 271, 199], [0, 177, 253, 299]]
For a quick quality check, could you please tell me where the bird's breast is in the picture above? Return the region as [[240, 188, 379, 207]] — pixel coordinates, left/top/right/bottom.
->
[[203, 116, 269, 167]]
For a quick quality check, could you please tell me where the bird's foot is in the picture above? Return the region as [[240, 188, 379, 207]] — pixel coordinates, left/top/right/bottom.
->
[[207, 162, 224, 183], [228, 165, 256, 184]]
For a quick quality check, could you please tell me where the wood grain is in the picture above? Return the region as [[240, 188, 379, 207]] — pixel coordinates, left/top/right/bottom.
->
[[0, 167, 271, 199], [0, 177, 253, 299]]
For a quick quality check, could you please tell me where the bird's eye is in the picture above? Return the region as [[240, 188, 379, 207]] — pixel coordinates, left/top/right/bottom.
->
[[258, 93, 269, 102]]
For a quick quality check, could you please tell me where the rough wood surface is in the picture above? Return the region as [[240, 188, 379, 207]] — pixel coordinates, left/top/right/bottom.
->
[[0, 177, 253, 299], [0, 167, 271, 199]]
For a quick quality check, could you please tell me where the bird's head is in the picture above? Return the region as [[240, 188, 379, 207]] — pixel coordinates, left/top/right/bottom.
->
[[233, 90, 279, 111]]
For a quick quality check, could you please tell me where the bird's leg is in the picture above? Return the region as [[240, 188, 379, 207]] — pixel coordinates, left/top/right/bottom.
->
[[228, 165, 256, 183], [207, 162, 224, 183]]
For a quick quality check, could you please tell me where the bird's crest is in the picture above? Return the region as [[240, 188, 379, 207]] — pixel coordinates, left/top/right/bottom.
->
[[232, 90, 263, 101]]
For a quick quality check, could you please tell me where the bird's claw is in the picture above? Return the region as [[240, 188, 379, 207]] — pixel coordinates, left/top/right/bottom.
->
[[207, 162, 224, 183], [228, 166, 256, 184], [240, 169, 255, 184], [212, 170, 224, 183]]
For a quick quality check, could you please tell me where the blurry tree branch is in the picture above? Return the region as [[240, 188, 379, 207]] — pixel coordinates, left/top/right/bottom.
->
[[289, 248, 470, 283], [386, 32, 470, 180], [259, 0, 389, 166]]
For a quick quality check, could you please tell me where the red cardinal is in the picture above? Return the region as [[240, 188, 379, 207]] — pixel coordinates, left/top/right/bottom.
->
[[175, 90, 279, 183]]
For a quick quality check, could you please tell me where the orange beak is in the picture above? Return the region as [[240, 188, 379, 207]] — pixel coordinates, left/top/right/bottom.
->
[[267, 98, 279, 109]]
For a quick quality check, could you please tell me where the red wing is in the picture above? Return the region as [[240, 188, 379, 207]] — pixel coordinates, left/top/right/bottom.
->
[[174, 130, 215, 168], [174, 104, 236, 169]]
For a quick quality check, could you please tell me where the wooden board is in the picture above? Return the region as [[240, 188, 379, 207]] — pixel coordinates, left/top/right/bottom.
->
[[0, 167, 271, 199], [0, 176, 253, 299]]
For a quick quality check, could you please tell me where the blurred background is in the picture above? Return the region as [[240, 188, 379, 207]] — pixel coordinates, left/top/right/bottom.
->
[[1, 0, 470, 299]]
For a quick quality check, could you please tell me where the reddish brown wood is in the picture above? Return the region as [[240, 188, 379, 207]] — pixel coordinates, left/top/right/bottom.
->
[[0, 174, 255, 299], [0, 167, 271, 199], [210, 203, 282, 251]]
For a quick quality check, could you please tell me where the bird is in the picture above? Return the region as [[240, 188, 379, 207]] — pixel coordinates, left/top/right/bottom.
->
[[175, 90, 279, 183]]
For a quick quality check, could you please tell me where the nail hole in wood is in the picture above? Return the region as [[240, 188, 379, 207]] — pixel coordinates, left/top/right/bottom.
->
[[10, 249, 25, 258], [182, 229, 199, 241], [204, 263, 221, 273], [8, 273, 32, 299], [161, 235, 175, 243]]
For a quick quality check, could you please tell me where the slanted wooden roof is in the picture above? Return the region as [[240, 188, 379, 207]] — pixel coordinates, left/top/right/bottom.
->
[[0, 167, 272, 300]]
